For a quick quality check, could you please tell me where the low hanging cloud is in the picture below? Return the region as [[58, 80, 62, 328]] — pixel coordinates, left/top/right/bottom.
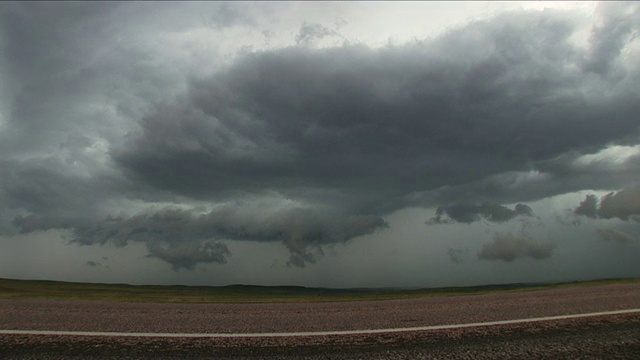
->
[[146, 241, 230, 271], [85, 259, 110, 269], [598, 187, 640, 221], [596, 229, 638, 245], [447, 248, 469, 264], [12, 201, 387, 269], [574, 187, 640, 221], [428, 203, 533, 224], [478, 232, 555, 262]]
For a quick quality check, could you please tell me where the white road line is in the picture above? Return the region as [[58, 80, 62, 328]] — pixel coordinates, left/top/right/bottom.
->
[[2, 308, 639, 338]]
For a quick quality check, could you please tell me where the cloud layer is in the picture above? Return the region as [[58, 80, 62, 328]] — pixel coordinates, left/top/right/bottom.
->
[[1, 2, 640, 271], [429, 203, 533, 224], [114, 9, 640, 211]]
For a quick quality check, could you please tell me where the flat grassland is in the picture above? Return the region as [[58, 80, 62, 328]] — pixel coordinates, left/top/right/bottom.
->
[[0, 277, 638, 303]]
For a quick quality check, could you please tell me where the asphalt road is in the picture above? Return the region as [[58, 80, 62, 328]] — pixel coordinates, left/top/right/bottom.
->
[[2, 282, 640, 358]]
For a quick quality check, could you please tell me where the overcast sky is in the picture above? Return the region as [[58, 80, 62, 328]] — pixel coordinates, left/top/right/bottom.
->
[[1, 1, 639, 288]]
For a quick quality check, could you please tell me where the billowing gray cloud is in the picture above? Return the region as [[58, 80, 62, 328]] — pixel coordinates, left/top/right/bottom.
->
[[296, 22, 342, 45], [2, 3, 640, 271], [574, 187, 640, 221], [428, 203, 533, 224], [574, 194, 598, 218], [478, 232, 555, 262], [113, 8, 640, 212], [599, 187, 640, 221], [596, 228, 638, 245]]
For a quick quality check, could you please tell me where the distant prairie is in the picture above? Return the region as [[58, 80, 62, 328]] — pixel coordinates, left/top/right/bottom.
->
[[1, 277, 637, 303]]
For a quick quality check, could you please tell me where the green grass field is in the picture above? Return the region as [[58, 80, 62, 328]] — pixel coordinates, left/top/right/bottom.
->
[[0, 277, 637, 303]]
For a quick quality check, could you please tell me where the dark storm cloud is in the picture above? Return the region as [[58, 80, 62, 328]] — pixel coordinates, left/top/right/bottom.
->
[[12, 203, 386, 268], [478, 232, 555, 262], [574, 187, 640, 221], [3, 3, 640, 270], [114, 7, 640, 213], [428, 203, 533, 224]]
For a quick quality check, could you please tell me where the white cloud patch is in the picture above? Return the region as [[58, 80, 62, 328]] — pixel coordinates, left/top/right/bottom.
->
[[573, 145, 640, 170]]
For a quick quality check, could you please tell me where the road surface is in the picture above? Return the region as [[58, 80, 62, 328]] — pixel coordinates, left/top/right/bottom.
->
[[2, 282, 640, 358]]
